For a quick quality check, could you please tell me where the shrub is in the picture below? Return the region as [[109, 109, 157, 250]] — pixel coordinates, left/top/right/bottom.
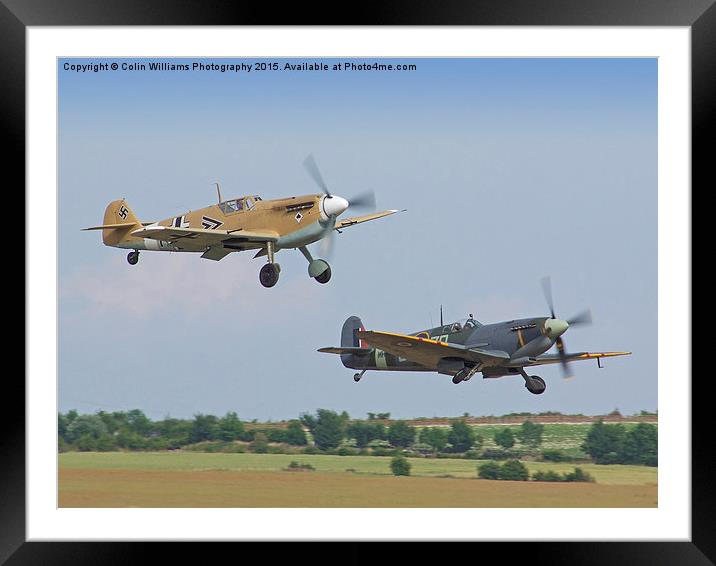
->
[[390, 456, 411, 476], [532, 467, 595, 483], [65, 415, 108, 444], [249, 432, 269, 453], [448, 420, 476, 452], [299, 409, 346, 450], [303, 445, 321, 454], [285, 461, 315, 471], [563, 467, 595, 483], [337, 446, 357, 456], [464, 449, 482, 460], [347, 421, 386, 448], [541, 449, 568, 462], [217, 412, 246, 441], [75, 434, 98, 452], [387, 421, 415, 448], [498, 460, 529, 481], [285, 420, 308, 446], [494, 428, 516, 449], [517, 421, 545, 448], [581, 420, 626, 464], [95, 433, 117, 452], [532, 469, 564, 482], [619, 423, 657, 466], [418, 427, 449, 453], [478, 461, 501, 479]]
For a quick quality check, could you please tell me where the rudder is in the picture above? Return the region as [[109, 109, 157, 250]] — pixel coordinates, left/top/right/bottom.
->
[[341, 316, 366, 348], [101, 199, 142, 246]]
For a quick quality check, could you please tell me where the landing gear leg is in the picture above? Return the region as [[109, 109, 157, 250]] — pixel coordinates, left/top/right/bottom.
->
[[353, 370, 366, 382], [259, 242, 280, 288], [299, 246, 331, 284], [127, 250, 139, 265], [520, 368, 546, 395]]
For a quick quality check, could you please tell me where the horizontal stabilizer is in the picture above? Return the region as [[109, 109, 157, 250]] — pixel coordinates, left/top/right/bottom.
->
[[82, 222, 137, 231], [318, 347, 372, 355]]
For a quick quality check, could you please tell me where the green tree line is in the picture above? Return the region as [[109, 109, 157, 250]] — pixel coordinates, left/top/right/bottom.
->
[[58, 409, 657, 467]]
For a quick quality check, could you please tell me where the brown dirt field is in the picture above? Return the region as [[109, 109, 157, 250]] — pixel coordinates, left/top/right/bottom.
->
[[59, 469, 657, 508]]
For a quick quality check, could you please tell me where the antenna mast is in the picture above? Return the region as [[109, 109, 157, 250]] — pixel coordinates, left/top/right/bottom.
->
[[440, 305, 443, 326], [214, 182, 222, 204]]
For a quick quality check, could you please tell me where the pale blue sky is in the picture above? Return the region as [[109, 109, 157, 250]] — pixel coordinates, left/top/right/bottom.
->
[[59, 58, 657, 420]]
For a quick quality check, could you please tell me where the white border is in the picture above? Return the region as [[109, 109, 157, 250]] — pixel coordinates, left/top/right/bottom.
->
[[28, 27, 690, 541]]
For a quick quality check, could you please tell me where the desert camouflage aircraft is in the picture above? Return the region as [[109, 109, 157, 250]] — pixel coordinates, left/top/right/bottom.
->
[[319, 278, 630, 395], [83, 155, 401, 287]]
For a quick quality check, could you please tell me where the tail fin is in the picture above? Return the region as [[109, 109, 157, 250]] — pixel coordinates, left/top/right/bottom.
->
[[341, 315, 366, 348], [83, 200, 143, 246], [317, 316, 371, 369]]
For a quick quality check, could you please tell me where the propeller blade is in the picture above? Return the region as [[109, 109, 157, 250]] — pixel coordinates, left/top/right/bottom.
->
[[303, 154, 331, 196], [541, 276, 556, 318], [348, 190, 376, 211], [567, 309, 593, 326], [320, 227, 336, 259], [556, 336, 575, 380]]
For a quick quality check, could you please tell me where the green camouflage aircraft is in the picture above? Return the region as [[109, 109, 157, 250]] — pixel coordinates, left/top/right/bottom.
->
[[319, 278, 630, 394]]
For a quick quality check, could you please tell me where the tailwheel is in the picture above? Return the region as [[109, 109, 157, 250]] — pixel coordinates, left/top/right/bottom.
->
[[314, 263, 331, 284], [353, 373, 362, 382], [525, 375, 546, 395], [127, 251, 139, 265], [259, 263, 280, 288]]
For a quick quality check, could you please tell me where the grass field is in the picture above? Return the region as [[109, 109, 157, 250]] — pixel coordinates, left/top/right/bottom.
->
[[59, 452, 657, 508]]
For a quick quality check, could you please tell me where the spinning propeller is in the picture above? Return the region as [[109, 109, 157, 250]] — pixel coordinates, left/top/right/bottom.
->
[[303, 154, 377, 257], [540, 276, 593, 379]]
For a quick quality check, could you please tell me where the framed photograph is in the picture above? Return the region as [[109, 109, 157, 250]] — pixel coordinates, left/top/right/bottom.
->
[[12, 0, 705, 561]]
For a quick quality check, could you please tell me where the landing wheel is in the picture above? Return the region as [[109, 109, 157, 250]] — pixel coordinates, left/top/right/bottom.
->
[[259, 263, 280, 288], [314, 264, 332, 284], [525, 375, 546, 395], [353, 373, 362, 382], [127, 251, 139, 265]]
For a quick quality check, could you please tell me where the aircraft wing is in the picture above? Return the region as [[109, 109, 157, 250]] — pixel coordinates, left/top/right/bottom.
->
[[131, 225, 279, 246], [356, 330, 509, 369], [526, 351, 631, 367], [335, 210, 404, 230]]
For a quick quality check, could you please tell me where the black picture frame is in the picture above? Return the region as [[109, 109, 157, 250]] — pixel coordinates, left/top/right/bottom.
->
[[8, 0, 705, 562]]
